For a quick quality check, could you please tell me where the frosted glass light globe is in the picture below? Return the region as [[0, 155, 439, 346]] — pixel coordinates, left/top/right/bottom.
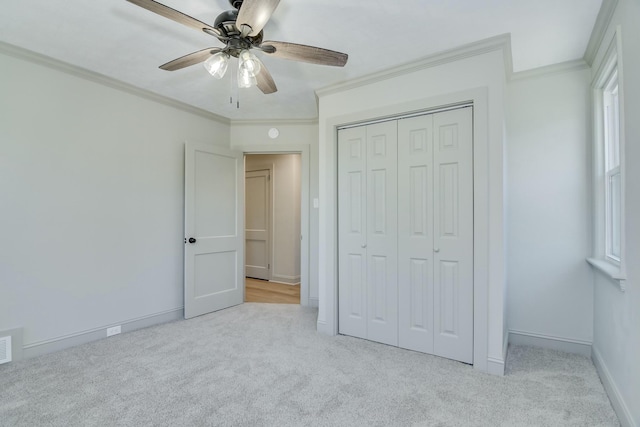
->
[[203, 52, 229, 79]]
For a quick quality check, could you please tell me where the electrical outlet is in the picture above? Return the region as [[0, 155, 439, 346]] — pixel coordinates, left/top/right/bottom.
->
[[106, 326, 121, 337]]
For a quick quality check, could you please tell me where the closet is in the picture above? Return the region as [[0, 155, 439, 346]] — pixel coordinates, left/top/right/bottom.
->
[[338, 106, 473, 364]]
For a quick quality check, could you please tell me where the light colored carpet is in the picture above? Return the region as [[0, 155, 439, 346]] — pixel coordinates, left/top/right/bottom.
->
[[0, 304, 618, 426]]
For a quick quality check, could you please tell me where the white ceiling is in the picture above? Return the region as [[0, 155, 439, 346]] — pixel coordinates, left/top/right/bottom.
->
[[0, 0, 602, 120]]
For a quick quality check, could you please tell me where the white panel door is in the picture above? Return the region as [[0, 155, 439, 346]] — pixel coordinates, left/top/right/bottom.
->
[[432, 108, 473, 364], [184, 143, 244, 319], [338, 126, 368, 339], [338, 121, 398, 346], [338, 107, 472, 363], [365, 121, 398, 346], [398, 114, 435, 354], [245, 169, 271, 280]]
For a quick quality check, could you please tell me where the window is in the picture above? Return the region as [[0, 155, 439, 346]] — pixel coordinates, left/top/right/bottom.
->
[[588, 28, 626, 290], [603, 70, 620, 263]]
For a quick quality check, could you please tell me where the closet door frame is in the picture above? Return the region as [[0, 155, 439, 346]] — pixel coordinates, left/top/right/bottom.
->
[[340, 108, 473, 363], [323, 88, 499, 375]]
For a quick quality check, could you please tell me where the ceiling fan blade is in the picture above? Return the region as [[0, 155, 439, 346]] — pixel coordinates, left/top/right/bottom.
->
[[260, 41, 348, 67], [160, 48, 223, 71], [126, 0, 221, 37], [236, 0, 280, 37], [255, 60, 277, 94]]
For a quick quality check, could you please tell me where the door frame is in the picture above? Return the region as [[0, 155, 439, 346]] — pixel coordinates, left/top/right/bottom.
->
[[240, 145, 310, 307]]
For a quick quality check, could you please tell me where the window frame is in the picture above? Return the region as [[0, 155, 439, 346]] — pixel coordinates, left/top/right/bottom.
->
[[588, 27, 626, 291], [603, 70, 620, 264]]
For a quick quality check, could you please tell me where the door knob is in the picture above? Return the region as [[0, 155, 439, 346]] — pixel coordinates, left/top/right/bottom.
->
[[361, 244, 367, 248], [434, 248, 440, 253], [188, 237, 197, 244]]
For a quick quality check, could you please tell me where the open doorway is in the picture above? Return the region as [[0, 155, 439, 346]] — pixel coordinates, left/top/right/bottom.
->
[[244, 153, 301, 304]]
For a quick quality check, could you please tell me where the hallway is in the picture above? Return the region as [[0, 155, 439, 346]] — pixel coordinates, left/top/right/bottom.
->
[[245, 278, 300, 304]]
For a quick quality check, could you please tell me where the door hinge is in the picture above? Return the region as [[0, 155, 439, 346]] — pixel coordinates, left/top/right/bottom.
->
[[268, 174, 271, 181], [268, 264, 271, 269]]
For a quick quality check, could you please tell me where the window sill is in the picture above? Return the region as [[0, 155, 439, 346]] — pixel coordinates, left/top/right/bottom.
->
[[587, 258, 626, 292]]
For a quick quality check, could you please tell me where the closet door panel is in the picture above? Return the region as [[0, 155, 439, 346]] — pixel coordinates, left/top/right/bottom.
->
[[433, 108, 474, 364], [338, 127, 368, 339], [339, 106, 474, 364], [366, 121, 398, 346], [398, 115, 435, 353]]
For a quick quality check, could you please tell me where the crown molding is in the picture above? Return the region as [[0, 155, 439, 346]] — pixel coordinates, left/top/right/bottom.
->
[[230, 118, 318, 127], [510, 59, 590, 81], [502, 35, 514, 81], [584, 0, 619, 66], [316, 34, 512, 98], [0, 41, 230, 125]]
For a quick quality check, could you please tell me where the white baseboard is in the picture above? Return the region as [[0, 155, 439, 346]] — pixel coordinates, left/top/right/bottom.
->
[[503, 329, 509, 360], [484, 331, 508, 376], [271, 274, 301, 285], [23, 308, 183, 359], [269, 280, 301, 286], [0, 327, 24, 362], [309, 297, 319, 308], [592, 346, 636, 427], [508, 329, 592, 357], [316, 319, 334, 336], [487, 357, 505, 376]]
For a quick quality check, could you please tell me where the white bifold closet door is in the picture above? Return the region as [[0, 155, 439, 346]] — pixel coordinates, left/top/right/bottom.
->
[[397, 108, 473, 363], [338, 107, 473, 364], [338, 121, 398, 346]]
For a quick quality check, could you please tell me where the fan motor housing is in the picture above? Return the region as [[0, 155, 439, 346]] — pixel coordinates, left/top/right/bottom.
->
[[214, 10, 239, 31], [214, 8, 263, 53]]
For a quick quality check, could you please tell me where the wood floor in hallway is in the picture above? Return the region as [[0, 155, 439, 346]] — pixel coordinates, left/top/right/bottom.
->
[[245, 277, 300, 304]]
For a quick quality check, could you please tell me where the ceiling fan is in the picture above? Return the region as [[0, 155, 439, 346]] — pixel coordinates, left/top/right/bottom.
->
[[126, 0, 349, 95]]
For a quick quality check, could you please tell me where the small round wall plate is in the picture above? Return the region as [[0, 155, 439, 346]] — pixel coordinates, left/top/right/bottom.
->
[[268, 127, 279, 139]]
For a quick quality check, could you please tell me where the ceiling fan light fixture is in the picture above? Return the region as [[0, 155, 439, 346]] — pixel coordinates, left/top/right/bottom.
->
[[203, 51, 230, 79], [238, 49, 261, 77], [127, 0, 349, 97], [238, 67, 257, 88]]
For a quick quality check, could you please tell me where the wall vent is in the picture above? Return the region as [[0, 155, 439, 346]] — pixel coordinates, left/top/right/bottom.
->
[[0, 336, 12, 364]]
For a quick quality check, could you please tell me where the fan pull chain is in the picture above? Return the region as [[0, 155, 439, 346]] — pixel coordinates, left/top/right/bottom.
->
[[235, 59, 240, 109], [229, 61, 234, 105], [228, 57, 240, 109]]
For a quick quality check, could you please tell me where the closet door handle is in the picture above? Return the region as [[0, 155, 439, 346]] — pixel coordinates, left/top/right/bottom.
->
[[361, 244, 367, 249], [434, 248, 440, 253]]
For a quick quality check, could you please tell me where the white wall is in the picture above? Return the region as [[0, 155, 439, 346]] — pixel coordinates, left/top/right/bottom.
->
[[506, 67, 594, 349], [316, 42, 508, 374], [0, 48, 230, 355], [245, 154, 301, 284], [591, 0, 640, 425]]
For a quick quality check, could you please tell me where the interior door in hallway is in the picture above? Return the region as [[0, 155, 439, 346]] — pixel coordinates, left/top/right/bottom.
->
[[184, 143, 244, 319], [245, 168, 271, 280]]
